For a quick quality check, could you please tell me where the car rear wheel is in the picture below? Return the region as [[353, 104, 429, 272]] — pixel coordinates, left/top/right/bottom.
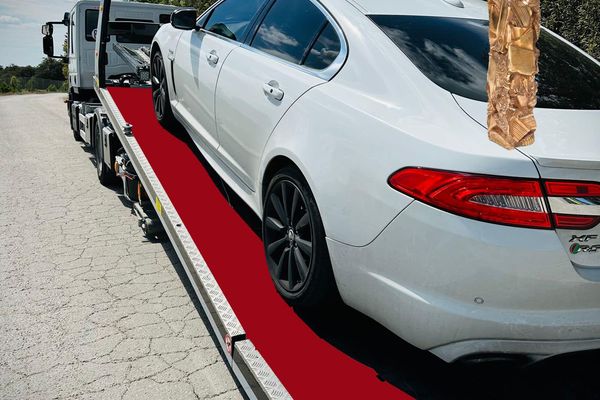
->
[[151, 51, 175, 128], [262, 167, 337, 307]]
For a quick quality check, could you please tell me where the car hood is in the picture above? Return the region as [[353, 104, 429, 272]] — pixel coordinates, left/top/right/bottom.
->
[[453, 95, 600, 170]]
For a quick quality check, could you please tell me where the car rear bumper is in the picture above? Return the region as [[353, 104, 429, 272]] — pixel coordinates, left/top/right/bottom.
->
[[430, 338, 600, 362], [326, 201, 600, 362]]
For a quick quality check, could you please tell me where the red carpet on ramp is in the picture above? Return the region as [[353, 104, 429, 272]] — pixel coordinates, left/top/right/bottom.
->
[[109, 86, 411, 400]]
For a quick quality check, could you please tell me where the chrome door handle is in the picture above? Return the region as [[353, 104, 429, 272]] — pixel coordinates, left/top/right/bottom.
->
[[206, 51, 219, 64], [263, 81, 284, 101]]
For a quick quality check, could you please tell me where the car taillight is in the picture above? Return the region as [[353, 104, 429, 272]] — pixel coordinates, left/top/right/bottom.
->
[[545, 181, 600, 230], [388, 168, 551, 229]]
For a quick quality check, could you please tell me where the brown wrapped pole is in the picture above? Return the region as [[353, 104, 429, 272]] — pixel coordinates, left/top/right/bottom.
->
[[487, 0, 541, 149]]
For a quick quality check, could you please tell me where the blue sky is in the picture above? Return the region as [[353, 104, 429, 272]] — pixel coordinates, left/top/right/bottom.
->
[[0, 0, 75, 67]]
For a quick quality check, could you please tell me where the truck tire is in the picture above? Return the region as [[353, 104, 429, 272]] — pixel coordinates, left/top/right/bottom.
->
[[262, 167, 338, 307], [94, 117, 113, 186], [151, 51, 176, 129], [72, 105, 83, 142]]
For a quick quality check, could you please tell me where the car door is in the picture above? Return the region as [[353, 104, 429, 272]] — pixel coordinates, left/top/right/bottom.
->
[[172, 0, 268, 150], [215, 0, 345, 191]]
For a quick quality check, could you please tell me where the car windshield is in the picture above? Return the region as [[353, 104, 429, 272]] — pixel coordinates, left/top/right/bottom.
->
[[369, 15, 600, 110]]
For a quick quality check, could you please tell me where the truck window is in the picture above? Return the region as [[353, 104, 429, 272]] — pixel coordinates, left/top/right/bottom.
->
[[159, 14, 171, 24], [70, 12, 75, 50], [85, 9, 100, 41], [108, 22, 160, 44]]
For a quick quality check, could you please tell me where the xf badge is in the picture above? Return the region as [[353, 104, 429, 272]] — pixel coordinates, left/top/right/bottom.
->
[[569, 234, 598, 243]]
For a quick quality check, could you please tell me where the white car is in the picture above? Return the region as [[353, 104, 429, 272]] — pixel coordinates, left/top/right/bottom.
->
[[151, 0, 600, 362]]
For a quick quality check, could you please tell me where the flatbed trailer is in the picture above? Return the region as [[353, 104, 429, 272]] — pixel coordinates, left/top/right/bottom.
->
[[84, 2, 413, 399], [95, 85, 291, 400]]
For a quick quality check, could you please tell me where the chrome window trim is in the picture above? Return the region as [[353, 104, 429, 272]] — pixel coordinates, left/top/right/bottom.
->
[[195, 0, 348, 81]]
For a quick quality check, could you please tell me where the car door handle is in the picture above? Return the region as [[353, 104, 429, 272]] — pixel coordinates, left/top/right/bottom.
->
[[206, 51, 219, 65], [263, 81, 284, 101]]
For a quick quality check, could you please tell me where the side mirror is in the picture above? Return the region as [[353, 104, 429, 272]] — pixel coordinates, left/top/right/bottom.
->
[[171, 9, 197, 30], [63, 12, 70, 26], [41, 23, 53, 36], [43, 35, 54, 57]]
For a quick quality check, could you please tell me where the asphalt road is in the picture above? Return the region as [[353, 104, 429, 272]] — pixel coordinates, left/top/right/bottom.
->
[[0, 93, 243, 400]]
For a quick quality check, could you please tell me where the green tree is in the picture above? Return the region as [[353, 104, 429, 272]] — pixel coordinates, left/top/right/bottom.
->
[[0, 81, 9, 93], [136, 0, 216, 14], [47, 84, 58, 92], [63, 33, 69, 80], [9, 76, 21, 93], [540, 0, 599, 60], [35, 58, 65, 81]]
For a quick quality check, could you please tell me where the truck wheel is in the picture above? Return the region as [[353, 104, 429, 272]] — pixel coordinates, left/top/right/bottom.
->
[[151, 51, 176, 129], [262, 167, 337, 307], [94, 118, 112, 186]]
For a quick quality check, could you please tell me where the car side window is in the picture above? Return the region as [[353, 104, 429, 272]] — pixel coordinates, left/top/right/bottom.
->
[[303, 23, 341, 70], [251, 0, 329, 65], [204, 0, 267, 42]]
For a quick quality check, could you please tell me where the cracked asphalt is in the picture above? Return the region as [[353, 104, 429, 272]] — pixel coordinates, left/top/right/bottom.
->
[[0, 94, 243, 400]]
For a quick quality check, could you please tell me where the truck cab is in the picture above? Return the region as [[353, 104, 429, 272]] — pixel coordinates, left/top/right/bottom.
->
[[42, 0, 177, 144]]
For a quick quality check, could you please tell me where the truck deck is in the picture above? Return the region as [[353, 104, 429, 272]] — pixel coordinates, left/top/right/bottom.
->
[[100, 85, 412, 399]]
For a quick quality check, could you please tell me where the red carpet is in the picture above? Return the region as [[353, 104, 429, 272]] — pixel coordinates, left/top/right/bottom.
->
[[109, 87, 411, 399]]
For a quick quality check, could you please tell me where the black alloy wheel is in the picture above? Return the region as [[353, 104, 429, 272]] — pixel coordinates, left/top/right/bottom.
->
[[151, 51, 175, 127], [263, 167, 337, 306]]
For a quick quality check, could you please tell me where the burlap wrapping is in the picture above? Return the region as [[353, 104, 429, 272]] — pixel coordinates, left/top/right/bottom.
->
[[487, 0, 540, 149]]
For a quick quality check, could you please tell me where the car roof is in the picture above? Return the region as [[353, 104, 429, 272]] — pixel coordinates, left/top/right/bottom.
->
[[345, 0, 488, 19]]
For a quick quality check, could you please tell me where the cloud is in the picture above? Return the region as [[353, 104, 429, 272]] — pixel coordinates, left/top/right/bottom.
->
[[257, 25, 299, 48], [0, 15, 21, 24]]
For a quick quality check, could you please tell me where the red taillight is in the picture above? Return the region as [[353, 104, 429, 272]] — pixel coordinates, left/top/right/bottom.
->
[[545, 181, 600, 197], [553, 214, 600, 230], [545, 181, 600, 230], [389, 168, 551, 229]]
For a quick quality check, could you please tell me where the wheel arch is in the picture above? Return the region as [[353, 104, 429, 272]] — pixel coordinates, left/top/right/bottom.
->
[[261, 155, 297, 203]]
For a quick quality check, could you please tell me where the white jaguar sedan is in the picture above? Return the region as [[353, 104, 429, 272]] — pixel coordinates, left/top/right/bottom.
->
[[151, 0, 600, 362]]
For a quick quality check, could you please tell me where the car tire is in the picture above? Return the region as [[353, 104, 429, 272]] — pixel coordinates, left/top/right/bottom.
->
[[262, 167, 337, 307], [151, 51, 176, 129]]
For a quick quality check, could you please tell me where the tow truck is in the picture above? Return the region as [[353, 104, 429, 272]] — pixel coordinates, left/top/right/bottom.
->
[[40, 1, 417, 399]]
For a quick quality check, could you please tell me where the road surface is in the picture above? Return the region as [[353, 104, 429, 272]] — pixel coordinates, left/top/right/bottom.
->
[[0, 93, 243, 400]]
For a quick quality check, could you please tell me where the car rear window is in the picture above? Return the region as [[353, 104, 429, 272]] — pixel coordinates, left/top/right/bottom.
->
[[304, 23, 341, 70], [369, 15, 600, 110]]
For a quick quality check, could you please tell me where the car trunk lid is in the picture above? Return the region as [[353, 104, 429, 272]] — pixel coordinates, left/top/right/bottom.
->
[[453, 95, 600, 171], [454, 95, 600, 277]]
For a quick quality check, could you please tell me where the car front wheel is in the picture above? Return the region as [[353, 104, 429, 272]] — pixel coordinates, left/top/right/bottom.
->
[[151, 51, 175, 128]]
